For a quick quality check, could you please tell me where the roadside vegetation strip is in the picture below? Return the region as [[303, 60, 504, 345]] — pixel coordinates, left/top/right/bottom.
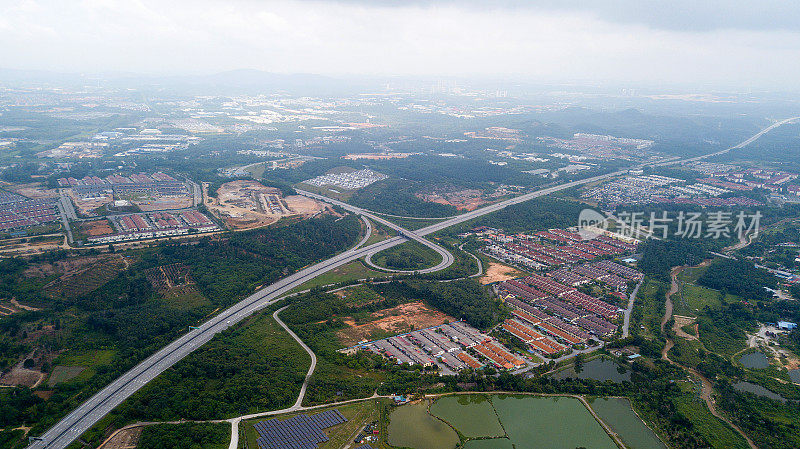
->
[[272, 305, 317, 410]]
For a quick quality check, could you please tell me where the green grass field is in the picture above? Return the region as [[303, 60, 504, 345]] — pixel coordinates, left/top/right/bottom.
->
[[55, 349, 116, 367], [289, 260, 388, 294], [673, 268, 744, 317], [50, 349, 116, 385], [294, 182, 355, 201], [47, 366, 86, 387], [672, 387, 750, 449], [631, 277, 667, 341], [364, 220, 397, 246]]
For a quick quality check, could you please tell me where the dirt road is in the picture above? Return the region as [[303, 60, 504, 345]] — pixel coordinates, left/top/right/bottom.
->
[[661, 266, 758, 449]]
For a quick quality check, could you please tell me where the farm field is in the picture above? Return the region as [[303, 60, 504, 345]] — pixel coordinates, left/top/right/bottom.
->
[[74, 219, 115, 240]]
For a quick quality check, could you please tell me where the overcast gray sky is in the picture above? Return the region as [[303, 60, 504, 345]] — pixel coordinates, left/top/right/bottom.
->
[[2, 0, 800, 88]]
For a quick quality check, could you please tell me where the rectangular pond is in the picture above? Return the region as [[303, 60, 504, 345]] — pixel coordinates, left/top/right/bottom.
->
[[588, 397, 667, 449], [430, 394, 504, 438], [491, 395, 617, 449], [389, 394, 665, 449]]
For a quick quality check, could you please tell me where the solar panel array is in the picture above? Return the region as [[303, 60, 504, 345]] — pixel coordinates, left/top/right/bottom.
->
[[255, 409, 347, 449], [354, 445, 374, 449]]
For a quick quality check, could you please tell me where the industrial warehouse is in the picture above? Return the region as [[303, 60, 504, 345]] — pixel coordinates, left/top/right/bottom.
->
[[85, 209, 219, 244]]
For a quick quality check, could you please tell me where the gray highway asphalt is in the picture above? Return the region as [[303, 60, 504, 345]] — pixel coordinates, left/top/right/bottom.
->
[[28, 117, 797, 449], [297, 189, 455, 273]]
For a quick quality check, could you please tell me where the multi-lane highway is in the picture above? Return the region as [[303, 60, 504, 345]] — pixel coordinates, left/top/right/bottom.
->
[[28, 117, 798, 449], [298, 189, 454, 273]]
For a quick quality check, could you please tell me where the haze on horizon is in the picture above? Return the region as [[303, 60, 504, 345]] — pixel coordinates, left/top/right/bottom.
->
[[2, 0, 800, 90]]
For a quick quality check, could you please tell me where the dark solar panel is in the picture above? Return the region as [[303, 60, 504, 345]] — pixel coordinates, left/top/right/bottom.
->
[[254, 409, 348, 449]]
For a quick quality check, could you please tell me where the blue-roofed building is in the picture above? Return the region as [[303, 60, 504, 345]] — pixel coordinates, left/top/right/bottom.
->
[[778, 321, 797, 330]]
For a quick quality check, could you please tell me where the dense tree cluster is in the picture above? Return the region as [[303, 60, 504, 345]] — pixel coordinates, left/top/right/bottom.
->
[[716, 382, 800, 449], [698, 259, 777, 301], [138, 423, 229, 449], [638, 239, 705, 282], [457, 197, 588, 234], [350, 179, 458, 217], [110, 313, 309, 422]]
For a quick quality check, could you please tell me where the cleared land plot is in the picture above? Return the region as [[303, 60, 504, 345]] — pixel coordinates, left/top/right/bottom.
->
[[479, 261, 527, 285], [75, 219, 114, 238], [47, 366, 85, 387], [43, 256, 127, 299], [51, 349, 116, 384], [22, 255, 107, 278], [97, 426, 142, 449], [0, 366, 43, 388], [336, 301, 455, 346], [210, 180, 291, 230], [285, 195, 324, 215]]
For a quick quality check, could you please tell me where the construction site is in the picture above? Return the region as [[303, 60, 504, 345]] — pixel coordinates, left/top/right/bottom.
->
[[206, 180, 324, 230]]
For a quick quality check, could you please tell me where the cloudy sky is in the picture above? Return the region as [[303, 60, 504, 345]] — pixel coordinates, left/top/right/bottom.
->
[[2, 0, 800, 88]]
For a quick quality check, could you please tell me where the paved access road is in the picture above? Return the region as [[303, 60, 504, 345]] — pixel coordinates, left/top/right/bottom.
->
[[29, 117, 797, 449]]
